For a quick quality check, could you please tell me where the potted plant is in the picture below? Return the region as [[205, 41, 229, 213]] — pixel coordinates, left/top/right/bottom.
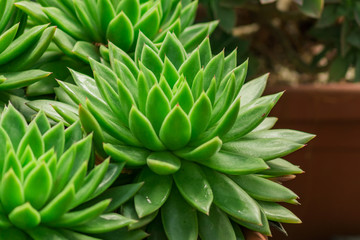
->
[[0, 0, 313, 238]]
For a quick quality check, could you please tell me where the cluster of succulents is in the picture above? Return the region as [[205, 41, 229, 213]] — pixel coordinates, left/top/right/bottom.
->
[[0, 0, 313, 239]]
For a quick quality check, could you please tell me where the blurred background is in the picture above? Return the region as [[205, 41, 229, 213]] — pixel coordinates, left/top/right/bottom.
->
[[197, 0, 360, 239]]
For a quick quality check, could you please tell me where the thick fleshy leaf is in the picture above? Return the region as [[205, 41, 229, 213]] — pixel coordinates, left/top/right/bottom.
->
[[129, 106, 166, 151], [0, 70, 51, 90], [134, 168, 172, 218], [0, 170, 24, 213], [260, 158, 303, 177], [170, 81, 194, 114], [104, 144, 149, 167], [230, 175, 298, 202], [43, 122, 65, 159], [122, 201, 158, 230], [134, 5, 160, 39], [239, 74, 268, 107], [107, 12, 134, 51], [244, 129, 316, 144], [141, 45, 163, 79], [196, 151, 268, 175], [175, 137, 222, 161], [17, 123, 44, 159], [147, 152, 181, 175], [179, 49, 201, 86], [24, 163, 53, 209], [202, 168, 262, 225], [174, 161, 213, 214], [222, 138, 304, 161], [98, 0, 115, 37], [116, 0, 140, 24], [69, 213, 135, 234], [159, 105, 191, 150], [231, 207, 271, 236], [198, 206, 236, 240], [0, 23, 19, 54], [161, 187, 198, 240], [203, 51, 224, 90], [257, 201, 301, 224], [252, 117, 278, 132], [8, 203, 40, 229], [159, 32, 186, 69]]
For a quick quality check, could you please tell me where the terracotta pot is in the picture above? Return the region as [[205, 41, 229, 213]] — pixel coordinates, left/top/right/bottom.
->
[[265, 83, 360, 240]]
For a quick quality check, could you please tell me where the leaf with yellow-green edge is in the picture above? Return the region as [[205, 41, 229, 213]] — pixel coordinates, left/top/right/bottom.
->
[[53, 200, 110, 227], [231, 207, 271, 236], [134, 5, 160, 40], [79, 105, 105, 155], [191, 69, 204, 101], [0, 24, 48, 65], [239, 74, 268, 107], [174, 161, 213, 214], [206, 78, 217, 105], [17, 122, 44, 159], [159, 105, 191, 150], [117, 78, 136, 119], [141, 45, 163, 79], [176, 137, 222, 161], [19, 146, 36, 167], [161, 187, 198, 240], [70, 69, 101, 99], [299, 0, 324, 18], [179, 49, 201, 86], [146, 85, 171, 133], [69, 213, 135, 234], [137, 72, 149, 113], [97, 0, 115, 37], [138, 61, 157, 88], [180, 21, 218, 52], [0, 104, 27, 150], [159, 32, 186, 69], [86, 100, 141, 147], [43, 122, 64, 159], [8, 203, 40, 229], [71, 159, 110, 208], [0, 170, 24, 213], [223, 49, 237, 76], [252, 117, 278, 132], [244, 129, 315, 144], [42, 7, 87, 40], [0, 23, 18, 54], [153, 18, 181, 43], [161, 1, 181, 30], [230, 174, 298, 203], [107, 12, 134, 52], [113, 59, 138, 98], [134, 32, 158, 66], [210, 73, 235, 125], [24, 163, 52, 210], [188, 92, 212, 140], [116, 0, 140, 24], [202, 168, 262, 225], [0, 70, 51, 90], [197, 151, 268, 175], [198, 37, 212, 67], [53, 29, 77, 57], [259, 158, 303, 177], [89, 58, 117, 90], [257, 201, 301, 224], [223, 102, 275, 143], [170, 81, 194, 114], [65, 162, 87, 193], [162, 57, 180, 88], [129, 106, 165, 151], [222, 138, 304, 161], [147, 151, 181, 175], [159, 75, 173, 101], [40, 184, 75, 223], [180, 1, 198, 30], [198, 205, 236, 240], [3, 149, 23, 181], [108, 42, 139, 77], [104, 143, 149, 167], [134, 167, 172, 218], [14, 2, 49, 24], [204, 51, 224, 89], [33, 111, 50, 134], [5, 25, 56, 71]]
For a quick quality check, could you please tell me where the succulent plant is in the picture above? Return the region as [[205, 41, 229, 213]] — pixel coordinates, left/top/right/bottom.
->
[[0, 104, 138, 239], [16, 0, 218, 62], [29, 33, 314, 238], [0, 0, 56, 115]]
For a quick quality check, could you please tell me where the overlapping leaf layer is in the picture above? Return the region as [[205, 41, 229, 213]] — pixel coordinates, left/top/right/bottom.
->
[[0, 105, 137, 240], [29, 33, 314, 239], [18, 0, 217, 62]]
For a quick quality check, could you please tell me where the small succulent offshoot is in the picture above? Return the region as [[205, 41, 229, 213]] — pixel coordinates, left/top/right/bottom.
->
[[0, 104, 138, 240], [16, 0, 218, 62], [28, 33, 314, 239]]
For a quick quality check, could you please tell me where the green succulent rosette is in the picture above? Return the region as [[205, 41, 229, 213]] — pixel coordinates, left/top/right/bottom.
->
[[0, 104, 141, 240], [29, 33, 314, 238], [16, 0, 217, 62]]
